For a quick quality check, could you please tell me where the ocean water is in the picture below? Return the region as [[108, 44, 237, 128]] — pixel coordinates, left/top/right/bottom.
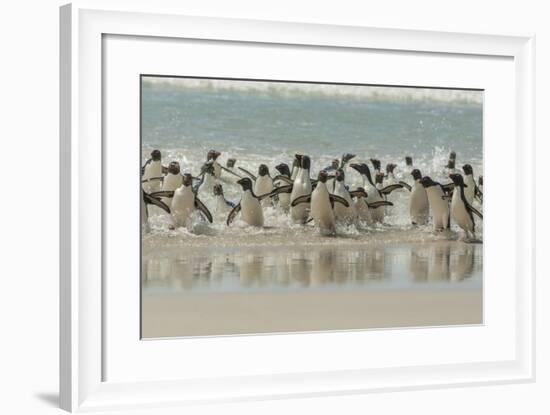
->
[[141, 77, 483, 295]]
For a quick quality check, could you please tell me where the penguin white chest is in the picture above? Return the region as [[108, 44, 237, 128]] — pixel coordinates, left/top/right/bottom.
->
[[161, 173, 183, 204], [410, 181, 429, 224], [365, 181, 385, 222], [241, 191, 264, 227], [254, 175, 273, 197], [215, 196, 231, 215], [464, 175, 476, 205], [333, 182, 355, 221], [213, 161, 222, 179], [142, 160, 163, 192], [290, 171, 312, 222], [451, 191, 474, 232], [425, 186, 450, 230], [311, 184, 335, 230], [170, 187, 195, 226]]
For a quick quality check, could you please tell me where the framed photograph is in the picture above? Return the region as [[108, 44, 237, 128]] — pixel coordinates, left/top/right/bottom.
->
[[60, 2, 535, 412]]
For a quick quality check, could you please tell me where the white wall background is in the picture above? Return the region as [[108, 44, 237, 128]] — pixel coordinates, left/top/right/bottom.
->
[[0, 0, 547, 414]]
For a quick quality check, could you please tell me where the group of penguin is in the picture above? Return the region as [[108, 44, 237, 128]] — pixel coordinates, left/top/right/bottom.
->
[[141, 149, 483, 240]]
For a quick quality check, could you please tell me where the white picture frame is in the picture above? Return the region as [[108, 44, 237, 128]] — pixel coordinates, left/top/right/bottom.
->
[[60, 1, 535, 412]]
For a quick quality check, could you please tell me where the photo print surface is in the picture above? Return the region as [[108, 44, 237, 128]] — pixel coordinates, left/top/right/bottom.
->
[[140, 76, 483, 338]]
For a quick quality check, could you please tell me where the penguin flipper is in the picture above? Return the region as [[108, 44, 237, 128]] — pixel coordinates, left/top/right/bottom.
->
[[194, 197, 213, 223], [237, 167, 257, 181], [220, 165, 243, 179], [226, 203, 241, 226], [441, 182, 455, 194], [290, 194, 312, 207], [467, 204, 483, 220], [149, 190, 174, 198], [141, 176, 164, 184], [143, 193, 171, 214], [349, 189, 368, 199], [380, 183, 404, 195], [367, 200, 393, 209], [273, 175, 293, 185], [329, 194, 350, 208], [398, 181, 412, 192], [341, 153, 356, 167], [267, 185, 293, 197], [141, 158, 152, 176]]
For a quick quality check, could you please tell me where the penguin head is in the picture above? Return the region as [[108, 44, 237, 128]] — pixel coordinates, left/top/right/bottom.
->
[[213, 183, 224, 196], [182, 173, 193, 187], [386, 163, 397, 174], [292, 156, 301, 169], [237, 177, 254, 192], [375, 172, 384, 185], [335, 168, 345, 182], [331, 159, 339, 169], [419, 176, 437, 188], [258, 164, 269, 177], [226, 158, 236, 168], [168, 161, 180, 175], [446, 151, 457, 169], [411, 169, 422, 181], [449, 173, 466, 187], [301, 155, 311, 170], [275, 163, 290, 177], [317, 170, 329, 183], [462, 164, 473, 175], [370, 158, 381, 172], [342, 153, 356, 164], [405, 156, 413, 166], [207, 149, 221, 161], [350, 163, 370, 177], [150, 149, 161, 161]]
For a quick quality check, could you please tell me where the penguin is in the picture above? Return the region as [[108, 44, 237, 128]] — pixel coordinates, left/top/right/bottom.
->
[[290, 154, 313, 224], [290, 170, 349, 235], [375, 171, 385, 190], [141, 189, 171, 230], [419, 176, 451, 232], [340, 153, 356, 169], [370, 158, 382, 174], [406, 169, 429, 225], [290, 155, 301, 180], [478, 175, 484, 194], [195, 161, 217, 196], [254, 164, 274, 197], [159, 161, 183, 206], [448, 173, 483, 239], [385, 163, 398, 184], [274, 163, 293, 210], [158, 173, 213, 228], [324, 159, 340, 192], [349, 163, 403, 223], [405, 156, 414, 168], [332, 169, 357, 223], [213, 183, 235, 216], [462, 164, 483, 204], [141, 149, 166, 193], [206, 149, 222, 178], [445, 151, 457, 174], [227, 177, 271, 227]]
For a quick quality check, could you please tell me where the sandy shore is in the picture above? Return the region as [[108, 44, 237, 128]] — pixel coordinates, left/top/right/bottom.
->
[[142, 287, 482, 338]]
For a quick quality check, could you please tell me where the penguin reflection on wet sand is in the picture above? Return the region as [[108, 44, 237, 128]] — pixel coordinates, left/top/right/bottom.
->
[[448, 173, 483, 240], [291, 170, 349, 235]]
